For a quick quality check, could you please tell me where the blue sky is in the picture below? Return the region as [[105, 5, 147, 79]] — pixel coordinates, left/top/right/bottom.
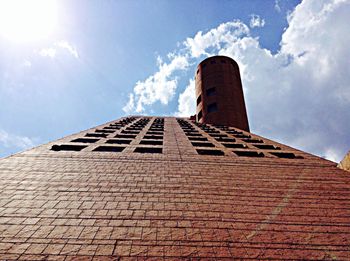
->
[[1, 0, 349, 162]]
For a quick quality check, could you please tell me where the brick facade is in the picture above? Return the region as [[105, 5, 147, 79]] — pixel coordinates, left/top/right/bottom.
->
[[0, 116, 349, 259]]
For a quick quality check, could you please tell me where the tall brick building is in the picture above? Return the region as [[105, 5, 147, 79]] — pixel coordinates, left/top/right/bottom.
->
[[0, 57, 349, 260]]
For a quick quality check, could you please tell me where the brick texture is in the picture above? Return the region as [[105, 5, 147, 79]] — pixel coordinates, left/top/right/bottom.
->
[[0, 116, 349, 260]]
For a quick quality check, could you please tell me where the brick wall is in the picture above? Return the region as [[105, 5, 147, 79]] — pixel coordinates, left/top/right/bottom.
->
[[0, 116, 349, 260]]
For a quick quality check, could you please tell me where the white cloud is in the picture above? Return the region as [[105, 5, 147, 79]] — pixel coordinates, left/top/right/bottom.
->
[[0, 129, 35, 153], [274, 0, 282, 12], [39, 47, 56, 58], [56, 41, 79, 58], [122, 93, 135, 114], [123, 55, 189, 113], [124, 0, 350, 162], [249, 14, 266, 28], [22, 60, 32, 67], [176, 79, 195, 117], [39, 40, 79, 59]]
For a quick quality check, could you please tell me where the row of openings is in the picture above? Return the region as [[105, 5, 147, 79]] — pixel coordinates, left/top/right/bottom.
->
[[191, 122, 301, 159], [51, 144, 162, 154], [84, 117, 149, 138], [51, 117, 165, 154]]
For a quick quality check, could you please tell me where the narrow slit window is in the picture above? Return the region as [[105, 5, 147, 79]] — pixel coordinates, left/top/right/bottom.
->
[[197, 110, 203, 121], [196, 95, 202, 105]]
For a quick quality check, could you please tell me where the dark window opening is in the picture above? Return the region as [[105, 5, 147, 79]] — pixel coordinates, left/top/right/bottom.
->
[[196, 95, 202, 105], [270, 152, 302, 159], [188, 137, 207, 141], [147, 131, 163, 135], [106, 139, 132, 144], [215, 137, 236, 143], [234, 151, 264, 157], [209, 133, 227, 138], [227, 130, 243, 135], [207, 103, 218, 113], [254, 144, 281, 150], [191, 142, 215, 147], [115, 134, 137, 139], [242, 138, 264, 144], [197, 110, 203, 121], [121, 130, 140, 135], [140, 140, 163, 145], [71, 138, 99, 143], [206, 87, 216, 96], [196, 149, 224, 156], [144, 135, 163, 140], [95, 129, 115, 134], [185, 132, 200, 135], [51, 144, 87, 151], [93, 146, 125, 152], [134, 147, 162, 154], [103, 126, 121, 130], [233, 134, 251, 139], [223, 143, 247, 149], [196, 69, 199, 74], [85, 133, 107, 138]]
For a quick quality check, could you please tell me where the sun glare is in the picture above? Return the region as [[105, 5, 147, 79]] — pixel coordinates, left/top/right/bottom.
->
[[0, 0, 57, 43]]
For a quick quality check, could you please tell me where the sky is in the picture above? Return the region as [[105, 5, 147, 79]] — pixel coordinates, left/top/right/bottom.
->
[[0, 0, 349, 163]]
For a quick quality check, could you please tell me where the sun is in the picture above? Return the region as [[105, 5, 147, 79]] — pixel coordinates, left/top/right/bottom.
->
[[0, 0, 57, 43]]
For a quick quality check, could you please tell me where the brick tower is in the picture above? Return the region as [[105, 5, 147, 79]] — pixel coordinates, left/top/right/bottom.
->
[[195, 55, 250, 131], [0, 57, 349, 259]]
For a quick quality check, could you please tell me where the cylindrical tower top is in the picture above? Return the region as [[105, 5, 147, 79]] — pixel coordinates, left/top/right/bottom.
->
[[195, 55, 249, 131]]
